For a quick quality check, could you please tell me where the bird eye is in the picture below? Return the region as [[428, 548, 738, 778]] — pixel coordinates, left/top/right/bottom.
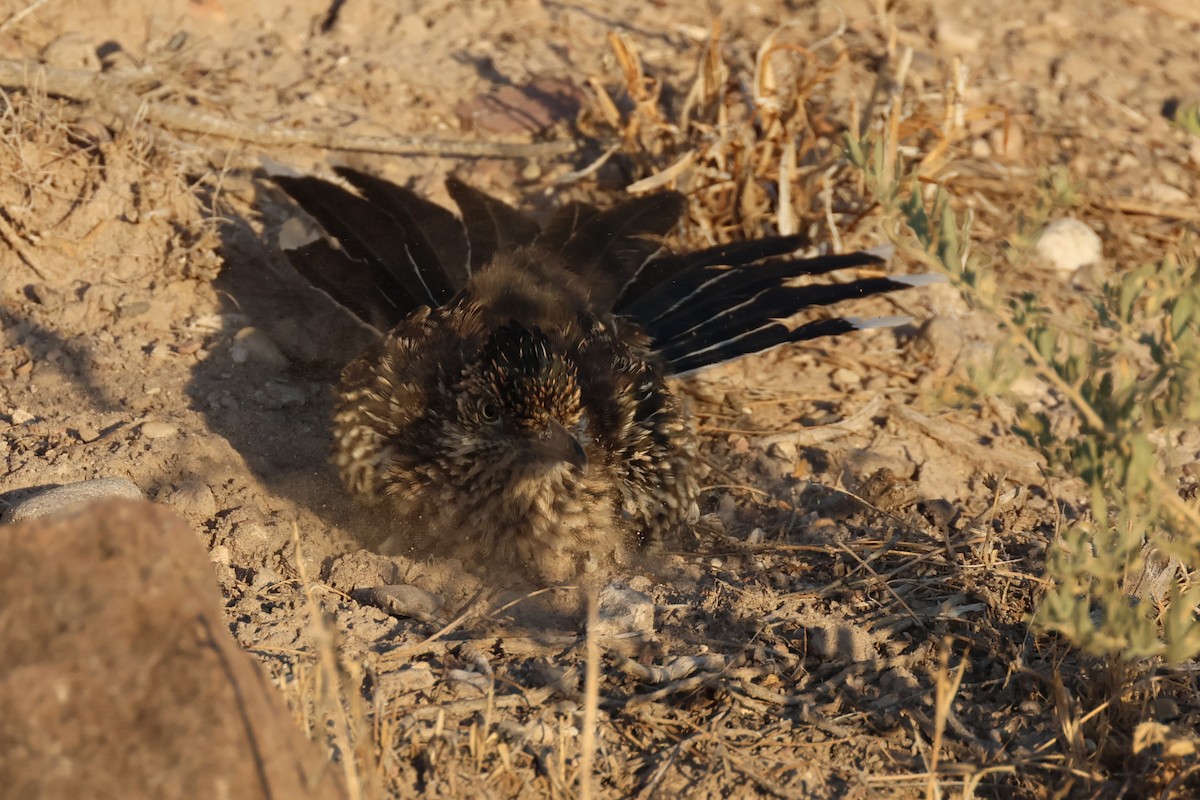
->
[[480, 403, 499, 423]]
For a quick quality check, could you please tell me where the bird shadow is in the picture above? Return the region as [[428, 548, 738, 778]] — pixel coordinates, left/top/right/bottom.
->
[[183, 182, 380, 546]]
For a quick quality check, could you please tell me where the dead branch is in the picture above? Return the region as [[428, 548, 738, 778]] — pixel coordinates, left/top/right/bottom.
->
[[0, 58, 576, 159]]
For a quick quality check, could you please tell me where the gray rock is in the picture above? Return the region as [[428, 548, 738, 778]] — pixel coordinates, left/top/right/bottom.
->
[[2, 477, 143, 523], [592, 581, 655, 639], [359, 583, 445, 623]]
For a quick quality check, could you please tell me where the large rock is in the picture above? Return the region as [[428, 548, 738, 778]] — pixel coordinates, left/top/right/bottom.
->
[[0, 499, 345, 800]]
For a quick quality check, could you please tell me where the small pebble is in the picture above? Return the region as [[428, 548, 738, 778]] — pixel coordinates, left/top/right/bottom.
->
[[9, 408, 35, 425], [592, 581, 655, 638], [1146, 181, 1190, 205], [262, 382, 306, 407], [140, 421, 178, 439], [1035, 217, 1102, 275], [935, 18, 983, 56], [161, 479, 217, 519], [230, 327, 289, 370], [117, 301, 151, 319], [250, 567, 281, 588], [446, 669, 490, 694], [768, 440, 797, 462], [40, 32, 100, 71], [2, 477, 143, 523], [376, 663, 436, 694], [989, 124, 1024, 162], [914, 316, 965, 365], [831, 367, 862, 390], [359, 584, 445, 623], [73, 425, 101, 443]]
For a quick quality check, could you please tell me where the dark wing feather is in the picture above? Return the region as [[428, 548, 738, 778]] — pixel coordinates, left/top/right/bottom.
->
[[273, 174, 447, 308], [535, 200, 601, 252], [556, 191, 685, 310], [445, 177, 542, 272], [663, 317, 862, 375], [283, 239, 417, 332], [333, 167, 470, 291], [620, 249, 883, 324]]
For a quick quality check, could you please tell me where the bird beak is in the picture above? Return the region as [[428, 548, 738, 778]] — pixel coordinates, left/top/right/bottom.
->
[[535, 419, 589, 474]]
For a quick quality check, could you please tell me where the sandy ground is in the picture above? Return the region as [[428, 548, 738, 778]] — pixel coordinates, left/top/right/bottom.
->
[[2, 0, 1199, 796]]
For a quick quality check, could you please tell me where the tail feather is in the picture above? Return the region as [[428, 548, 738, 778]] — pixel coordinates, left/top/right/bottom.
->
[[621, 250, 886, 325], [535, 201, 601, 252], [663, 317, 858, 375], [650, 275, 927, 373], [283, 239, 415, 332], [615, 234, 812, 312]]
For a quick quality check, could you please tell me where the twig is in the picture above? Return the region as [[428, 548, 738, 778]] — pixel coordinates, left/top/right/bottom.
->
[[387, 693, 531, 723], [837, 540, 925, 627], [926, 638, 964, 798], [0, 58, 576, 159], [553, 144, 620, 184], [578, 589, 600, 800], [1094, 195, 1200, 222], [718, 741, 807, 799], [610, 652, 727, 684], [292, 524, 373, 800], [0, 0, 52, 36], [728, 681, 854, 738], [377, 587, 492, 664], [1125, 0, 1200, 23], [0, 206, 50, 279]]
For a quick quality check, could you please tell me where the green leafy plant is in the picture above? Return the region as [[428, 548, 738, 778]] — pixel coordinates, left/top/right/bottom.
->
[[849, 119, 1200, 663]]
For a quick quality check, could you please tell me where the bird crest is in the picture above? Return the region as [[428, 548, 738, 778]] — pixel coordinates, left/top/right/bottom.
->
[[479, 321, 579, 423]]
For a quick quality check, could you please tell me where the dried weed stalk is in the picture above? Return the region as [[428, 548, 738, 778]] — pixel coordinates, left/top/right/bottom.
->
[[582, 24, 858, 245]]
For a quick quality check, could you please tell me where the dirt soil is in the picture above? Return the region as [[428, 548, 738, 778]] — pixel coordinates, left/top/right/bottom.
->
[[2, 0, 1199, 797]]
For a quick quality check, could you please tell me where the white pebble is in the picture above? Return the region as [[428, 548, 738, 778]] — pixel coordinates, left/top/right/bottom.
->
[[1035, 217, 1102, 275]]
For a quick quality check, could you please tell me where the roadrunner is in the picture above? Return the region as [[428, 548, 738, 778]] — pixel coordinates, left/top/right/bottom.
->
[[274, 169, 936, 582]]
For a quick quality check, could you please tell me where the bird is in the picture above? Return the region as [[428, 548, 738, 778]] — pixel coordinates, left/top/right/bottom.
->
[[273, 168, 938, 584]]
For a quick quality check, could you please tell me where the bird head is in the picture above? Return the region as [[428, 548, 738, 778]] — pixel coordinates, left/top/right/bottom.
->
[[449, 321, 588, 474]]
